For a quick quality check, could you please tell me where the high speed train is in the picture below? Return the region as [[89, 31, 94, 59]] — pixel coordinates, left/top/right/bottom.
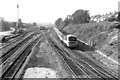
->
[[53, 27, 77, 48], [63, 34, 77, 48]]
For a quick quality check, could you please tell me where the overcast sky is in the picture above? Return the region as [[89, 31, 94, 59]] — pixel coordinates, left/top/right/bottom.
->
[[0, 0, 119, 24]]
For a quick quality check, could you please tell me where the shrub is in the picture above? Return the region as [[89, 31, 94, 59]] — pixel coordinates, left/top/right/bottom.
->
[[2, 20, 11, 31]]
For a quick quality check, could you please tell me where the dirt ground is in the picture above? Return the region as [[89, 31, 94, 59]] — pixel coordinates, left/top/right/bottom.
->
[[22, 35, 74, 78]]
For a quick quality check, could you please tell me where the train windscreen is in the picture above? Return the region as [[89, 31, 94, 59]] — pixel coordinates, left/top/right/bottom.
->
[[69, 37, 77, 41]]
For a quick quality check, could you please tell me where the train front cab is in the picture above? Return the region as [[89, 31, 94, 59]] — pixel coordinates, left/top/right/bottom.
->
[[67, 35, 77, 48]]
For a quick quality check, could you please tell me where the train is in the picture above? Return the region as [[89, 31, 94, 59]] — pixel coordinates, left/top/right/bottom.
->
[[53, 27, 96, 51], [53, 27, 77, 48], [63, 34, 77, 48]]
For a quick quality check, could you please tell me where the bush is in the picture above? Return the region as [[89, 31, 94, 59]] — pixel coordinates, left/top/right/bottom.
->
[[55, 18, 65, 30], [71, 9, 90, 24], [54, 9, 91, 31], [2, 20, 11, 31]]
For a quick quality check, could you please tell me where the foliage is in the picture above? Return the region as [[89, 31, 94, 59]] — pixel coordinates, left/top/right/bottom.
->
[[55, 18, 64, 30], [33, 22, 37, 26], [18, 18, 23, 28], [54, 9, 91, 30], [63, 9, 90, 26], [71, 9, 90, 24], [106, 15, 116, 22], [2, 20, 12, 31], [55, 18, 62, 26], [39, 26, 47, 30], [64, 16, 72, 26]]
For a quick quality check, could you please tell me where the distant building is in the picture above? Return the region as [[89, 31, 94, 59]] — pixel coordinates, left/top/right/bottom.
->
[[90, 11, 119, 22]]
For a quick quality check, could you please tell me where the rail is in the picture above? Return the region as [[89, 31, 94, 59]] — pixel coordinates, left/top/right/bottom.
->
[[48, 38, 119, 79], [1, 33, 41, 79]]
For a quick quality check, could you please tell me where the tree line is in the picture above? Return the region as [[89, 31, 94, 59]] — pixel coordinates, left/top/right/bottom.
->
[[0, 18, 37, 32], [55, 9, 90, 30], [55, 9, 120, 30]]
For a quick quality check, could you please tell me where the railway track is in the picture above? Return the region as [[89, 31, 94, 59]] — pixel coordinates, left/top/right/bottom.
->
[[1, 33, 41, 79], [48, 39, 90, 79], [64, 49, 117, 78], [48, 38, 119, 79], [0, 32, 36, 58], [0, 34, 24, 49], [71, 50, 119, 79], [0, 33, 35, 65]]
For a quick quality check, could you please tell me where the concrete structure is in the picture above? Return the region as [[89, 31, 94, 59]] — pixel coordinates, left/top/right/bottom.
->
[[23, 67, 58, 78]]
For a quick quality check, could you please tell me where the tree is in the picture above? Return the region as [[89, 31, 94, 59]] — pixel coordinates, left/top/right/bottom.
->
[[55, 18, 65, 30], [2, 20, 11, 31], [71, 9, 90, 24], [33, 22, 37, 26], [55, 18, 62, 26], [107, 15, 116, 22], [64, 15, 72, 26], [18, 18, 23, 29]]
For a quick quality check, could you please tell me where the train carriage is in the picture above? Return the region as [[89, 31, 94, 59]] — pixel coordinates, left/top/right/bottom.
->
[[63, 34, 77, 48], [53, 27, 77, 48]]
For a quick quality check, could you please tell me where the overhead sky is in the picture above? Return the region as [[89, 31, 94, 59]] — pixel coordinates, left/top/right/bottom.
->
[[0, 0, 119, 24]]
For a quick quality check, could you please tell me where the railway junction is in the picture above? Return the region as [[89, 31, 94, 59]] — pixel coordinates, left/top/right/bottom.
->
[[0, 25, 119, 80]]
